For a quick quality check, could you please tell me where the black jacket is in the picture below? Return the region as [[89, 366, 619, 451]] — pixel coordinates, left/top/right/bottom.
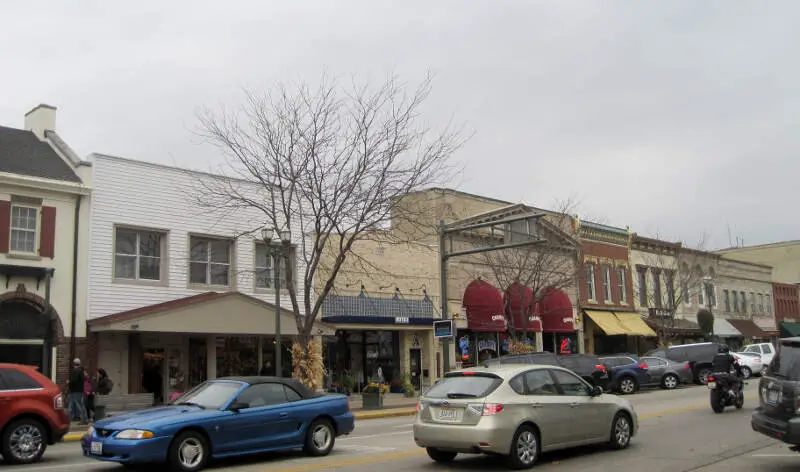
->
[[68, 367, 85, 393], [712, 353, 742, 376]]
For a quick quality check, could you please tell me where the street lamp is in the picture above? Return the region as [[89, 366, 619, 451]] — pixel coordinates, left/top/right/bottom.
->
[[261, 226, 292, 377]]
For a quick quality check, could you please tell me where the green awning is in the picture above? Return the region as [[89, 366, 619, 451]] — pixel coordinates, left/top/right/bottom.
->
[[781, 322, 800, 338]]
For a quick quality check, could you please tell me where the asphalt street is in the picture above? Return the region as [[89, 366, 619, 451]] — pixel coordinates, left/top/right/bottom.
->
[[3, 382, 796, 471]]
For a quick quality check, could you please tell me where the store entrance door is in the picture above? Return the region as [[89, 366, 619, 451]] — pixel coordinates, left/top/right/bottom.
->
[[409, 348, 421, 390]]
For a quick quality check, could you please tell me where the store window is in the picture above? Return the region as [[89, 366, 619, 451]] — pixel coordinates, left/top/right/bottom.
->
[[217, 337, 259, 377]]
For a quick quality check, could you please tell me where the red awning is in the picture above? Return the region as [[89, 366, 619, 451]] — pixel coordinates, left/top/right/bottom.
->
[[462, 280, 506, 332], [504, 282, 542, 332], [536, 287, 575, 333]]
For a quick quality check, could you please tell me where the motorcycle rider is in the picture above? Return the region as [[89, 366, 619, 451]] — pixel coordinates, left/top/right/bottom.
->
[[711, 344, 744, 392]]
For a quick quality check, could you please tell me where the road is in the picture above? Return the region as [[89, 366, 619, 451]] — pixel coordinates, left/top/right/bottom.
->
[[3, 383, 796, 471]]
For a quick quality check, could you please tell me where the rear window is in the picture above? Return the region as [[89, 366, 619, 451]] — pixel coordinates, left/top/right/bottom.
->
[[425, 374, 502, 399], [0, 368, 42, 390], [769, 343, 800, 380], [560, 355, 599, 370]]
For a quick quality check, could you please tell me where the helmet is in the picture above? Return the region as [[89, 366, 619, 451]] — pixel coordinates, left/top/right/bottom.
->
[[718, 345, 730, 354]]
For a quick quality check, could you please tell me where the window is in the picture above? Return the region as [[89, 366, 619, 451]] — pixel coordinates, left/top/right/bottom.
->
[[740, 292, 747, 314], [767, 295, 772, 314], [114, 228, 164, 281], [235, 383, 289, 408], [523, 370, 559, 395], [255, 243, 295, 289], [642, 357, 667, 367], [550, 369, 591, 396], [759, 294, 765, 313], [638, 268, 648, 307], [602, 266, 611, 302], [703, 282, 716, 308], [617, 267, 627, 303], [652, 270, 662, 308], [723, 290, 731, 312], [768, 343, 800, 381], [665, 271, 675, 308], [284, 385, 302, 402], [698, 284, 705, 306], [683, 281, 691, 306], [0, 368, 41, 390], [189, 236, 232, 286], [9, 204, 38, 253], [509, 375, 525, 395], [750, 292, 756, 313], [172, 381, 241, 409], [732, 290, 739, 312], [425, 375, 502, 399], [586, 264, 596, 301]]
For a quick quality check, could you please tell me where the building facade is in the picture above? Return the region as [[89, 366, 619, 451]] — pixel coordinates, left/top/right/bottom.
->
[[717, 241, 800, 284], [85, 154, 332, 401], [0, 104, 91, 383], [774, 283, 800, 337]]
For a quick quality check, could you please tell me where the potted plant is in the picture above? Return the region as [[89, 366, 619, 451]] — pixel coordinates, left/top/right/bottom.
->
[[400, 373, 416, 398], [362, 382, 388, 409], [342, 375, 356, 395]]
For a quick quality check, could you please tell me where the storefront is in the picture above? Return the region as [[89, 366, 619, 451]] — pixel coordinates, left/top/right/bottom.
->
[[582, 309, 657, 355], [728, 319, 771, 344], [712, 318, 744, 351], [537, 287, 579, 354], [88, 291, 334, 401]]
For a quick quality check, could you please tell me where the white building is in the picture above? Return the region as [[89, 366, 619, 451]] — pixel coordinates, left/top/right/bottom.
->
[[0, 104, 91, 383], [85, 154, 332, 399]]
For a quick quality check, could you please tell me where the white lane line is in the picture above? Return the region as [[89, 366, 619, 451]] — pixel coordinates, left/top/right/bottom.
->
[[340, 430, 411, 441], [340, 445, 399, 452], [392, 424, 413, 429], [6, 463, 95, 471], [751, 453, 799, 458]]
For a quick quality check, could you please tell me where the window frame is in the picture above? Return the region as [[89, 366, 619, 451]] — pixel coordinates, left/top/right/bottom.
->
[[234, 382, 291, 409], [637, 267, 648, 307], [253, 241, 297, 292], [602, 266, 612, 303], [549, 368, 592, 396], [521, 369, 560, 396], [112, 225, 168, 284], [724, 289, 731, 312], [188, 235, 234, 288], [586, 263, 597, 302], [617, 267, 627, 303], [652, 270, 662, 308], [9, 203, 40, 255]]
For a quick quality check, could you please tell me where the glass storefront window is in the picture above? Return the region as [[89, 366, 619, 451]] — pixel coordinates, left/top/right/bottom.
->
[[260, 338, 293, 377], [188, 338, 207, 388], [217, 337, 259, 377]]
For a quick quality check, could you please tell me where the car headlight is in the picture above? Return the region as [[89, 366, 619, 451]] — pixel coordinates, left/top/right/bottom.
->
[[116, 430, 154, 440]]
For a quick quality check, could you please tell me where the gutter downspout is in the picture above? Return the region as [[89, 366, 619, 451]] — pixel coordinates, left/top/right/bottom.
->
[[69, 194, 82, 363]]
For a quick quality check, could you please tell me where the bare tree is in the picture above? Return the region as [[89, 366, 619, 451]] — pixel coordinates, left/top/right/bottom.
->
[[193, 73, 465, 388], [631, 233, 719, 346]]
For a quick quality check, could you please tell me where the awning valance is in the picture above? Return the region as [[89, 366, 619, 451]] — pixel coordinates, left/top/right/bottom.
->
[[713, 318, 743, 337], [727, 319, 767, 339], [614, 312, 657, 337], [462, 280, 506, 332], [781, 321, 800, 338], [537, 287, 575, 333], [584, 310, 656, 337]]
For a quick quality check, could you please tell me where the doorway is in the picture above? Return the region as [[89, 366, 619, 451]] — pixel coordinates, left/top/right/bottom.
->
[[409, 348, 422, 390], [142, 349, 164, 404], [0, 342, 44, 371]]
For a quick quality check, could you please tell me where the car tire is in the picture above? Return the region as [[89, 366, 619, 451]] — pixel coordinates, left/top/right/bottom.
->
[[505, 424, 539, 470], [697, 367, 712, 385], [661, 374, 679, 390], [710, 390, 724, 413], [741, 366, 752, 379], [167, 430, 210, 472], [304, 418, 335, 457], [608, 412, 632, 450], [618, 377, 637, 395], [426, 447, 457, 462], [1, 418, 47, 465]]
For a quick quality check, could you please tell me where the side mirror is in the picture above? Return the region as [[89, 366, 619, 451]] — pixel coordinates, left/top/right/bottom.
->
[[228, 401, 248, 412], [591, 385, 603, 396]]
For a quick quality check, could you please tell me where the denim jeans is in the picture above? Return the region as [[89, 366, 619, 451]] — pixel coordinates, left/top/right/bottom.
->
[[68, 392, 86, 421]]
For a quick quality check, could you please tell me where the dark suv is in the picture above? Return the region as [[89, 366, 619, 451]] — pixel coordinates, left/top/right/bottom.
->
[[751, 337, 800, 448], [482, 352, 611, 391], [645, 342, 721, 384]]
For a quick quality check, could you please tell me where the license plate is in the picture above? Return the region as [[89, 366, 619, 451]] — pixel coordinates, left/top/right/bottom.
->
[[90, 441, 103, 455], [707, 382, 716, 389], [767, 391, 780, 404], [438, 408, 458, 421]]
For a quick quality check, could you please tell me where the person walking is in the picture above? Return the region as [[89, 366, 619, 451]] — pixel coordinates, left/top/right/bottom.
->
[[84, 368, 96, 423], [96, 368, 114, 395], [67, 358, 87, 424]]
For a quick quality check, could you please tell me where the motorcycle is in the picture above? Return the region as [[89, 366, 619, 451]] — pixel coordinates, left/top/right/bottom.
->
[[707, 373, 744, 413]]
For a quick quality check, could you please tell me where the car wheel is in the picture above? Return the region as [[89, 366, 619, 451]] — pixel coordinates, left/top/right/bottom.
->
[[661, 374, 679, 390], [304, 418, 335, 457], [426, 447, 457, 462], [505, 424, 539, 469], [167, 430, 209, 472], [608, 412, 632, 450], [761, 366, 768, 376], [697, 367, 712, 385], [741, 366, 752, 379], [1, 418, 47, 465], [618, 377, 637, 394]]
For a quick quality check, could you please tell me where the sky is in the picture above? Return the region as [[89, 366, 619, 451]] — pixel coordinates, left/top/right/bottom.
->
[[1, 1, 797, 250]]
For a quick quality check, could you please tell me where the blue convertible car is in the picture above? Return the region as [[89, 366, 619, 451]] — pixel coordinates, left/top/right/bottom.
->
[[81, 376, 355, 471]]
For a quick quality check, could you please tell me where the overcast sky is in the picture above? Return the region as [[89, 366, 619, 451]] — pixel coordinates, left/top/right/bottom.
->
[[1, 1, 797, 250]]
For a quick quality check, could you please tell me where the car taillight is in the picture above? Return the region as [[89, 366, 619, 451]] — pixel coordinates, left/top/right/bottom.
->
[[708, 375, 716, 382], [594, 364, 607, 372], [461, 372, 476, 376], [416, 402, 421, 413], [482, 403, 504, 415], [638, 363, 648, 370], [53, 394, 64, 410], [684, 363, 691, 370]]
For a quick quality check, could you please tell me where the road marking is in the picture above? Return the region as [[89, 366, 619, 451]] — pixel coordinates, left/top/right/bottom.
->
[[340, 430, 410, 441], [751, 453, 799, 458], [9, 463, 95, 471], [340, 445, 398, 452]]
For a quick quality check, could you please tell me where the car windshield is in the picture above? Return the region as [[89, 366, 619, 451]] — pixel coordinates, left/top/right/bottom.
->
[[744, 345, 761, 354], [171, 381, 243, 409], [769, 343, 800, 380], [424, 374, 502, 399]]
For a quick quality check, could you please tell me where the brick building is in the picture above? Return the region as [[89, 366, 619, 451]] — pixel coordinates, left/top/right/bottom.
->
[[774, 282, 800, 337]]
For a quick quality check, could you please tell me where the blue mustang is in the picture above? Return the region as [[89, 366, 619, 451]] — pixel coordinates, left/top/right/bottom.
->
[[81, 376, 355, 471]]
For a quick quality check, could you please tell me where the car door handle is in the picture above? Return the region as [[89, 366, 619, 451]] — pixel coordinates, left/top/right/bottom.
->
[[279, 412, 289, 418]]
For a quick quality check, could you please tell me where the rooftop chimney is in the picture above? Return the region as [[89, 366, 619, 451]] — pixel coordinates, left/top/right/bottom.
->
[[24, 104, 57, 140]]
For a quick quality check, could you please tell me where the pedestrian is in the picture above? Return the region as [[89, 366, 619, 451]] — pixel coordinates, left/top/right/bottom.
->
[[96, 368, 114, 395], [67, 358, 87, 424], [84, 368, 96, 423]]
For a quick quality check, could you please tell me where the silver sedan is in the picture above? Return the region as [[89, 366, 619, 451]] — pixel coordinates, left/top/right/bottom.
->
[[413, 364, 638, 469]]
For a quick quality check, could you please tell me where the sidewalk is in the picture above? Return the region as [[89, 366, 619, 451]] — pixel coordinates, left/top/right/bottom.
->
[[64, 395, 419, 441]]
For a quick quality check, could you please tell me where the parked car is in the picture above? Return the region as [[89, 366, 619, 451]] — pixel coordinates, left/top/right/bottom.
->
[[599, 355, 651, 394], [733, 352, 762, 378], [413, 364, 638, 468], [482, 352, 611, 392], [0, 363, 70, 464], [752, 337, 800, 448], [743, 342, 776, 375], [645, 342, 722, 384], [81, 377, 355, 471], [639, 356, 693, 389]]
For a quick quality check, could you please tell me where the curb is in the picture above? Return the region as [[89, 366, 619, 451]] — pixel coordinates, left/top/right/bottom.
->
[[61, 408, 419, 442]]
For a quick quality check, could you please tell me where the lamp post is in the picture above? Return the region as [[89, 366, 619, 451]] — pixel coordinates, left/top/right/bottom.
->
[[261, 227, 292, 377]]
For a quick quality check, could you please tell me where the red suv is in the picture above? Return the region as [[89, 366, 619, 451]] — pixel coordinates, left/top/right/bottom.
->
[[0, 363, 69, 464]]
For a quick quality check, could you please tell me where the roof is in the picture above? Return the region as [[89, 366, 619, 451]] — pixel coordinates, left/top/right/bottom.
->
[[88, 292, 231, 326], [0, 126, 81, 182], [213, 376, 319, 398], [717, 240, 800, 252]]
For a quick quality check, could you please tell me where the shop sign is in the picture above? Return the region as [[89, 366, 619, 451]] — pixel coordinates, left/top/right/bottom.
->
[[394, 316, 410, 324], [491, 314, 506, 322], [478, 339, 498, 353], [562, 317, 574, 324], [433, 320, 454, 338]]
